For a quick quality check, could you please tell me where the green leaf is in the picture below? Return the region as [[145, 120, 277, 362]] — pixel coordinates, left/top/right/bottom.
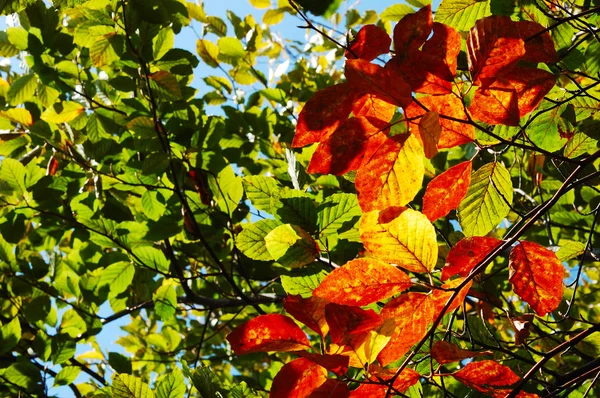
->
[[380, 4, 415, 22], [7, 74, 37, 105], [0, 31, 19, 56], [6, 27, 28, 50], [98, 261, 135, 298], [153, 280, 178, 320], [112, 374, 154, 398], [263, 9, 285, 25], [208, 164, 243, 216], [90, 32, 123, 67], [196, 39, 220, 68], [236, 219, 283, 261], [0, 233, 15, 265], [41, 101, 85, 124], [564, 132, 597, 159], [458, 162, 513, 237], [272, 189, 318, 233], [0, 158, 26, 193], [218, 37, 246, 62], [242, 175, 283, 212], [557, 240, 587, 261], [317, 193, 361, 237], [141, 191, 166, 221], [261, 88, 287, 103], [109, 352, 133, 375], [153, 28, 174, 60], [280, 264, 328, 297], [3, 360, 40, 391], [585, 40, 600, 76], [249, 0, 270, 8], [51, 335, 76, 365], [133, 246, 170, 273], [149, 71, 181, 100], [0, 317, 21, 355], [264, 224, 319, 268], [186, 366, 226, 398], [53, 366, 81, 387], [155, 368, 186, 398], [436, 0, 492, 31], [525, 101, 569, 152]]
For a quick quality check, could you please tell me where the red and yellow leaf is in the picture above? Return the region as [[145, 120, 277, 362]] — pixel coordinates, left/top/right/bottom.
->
[[346, 25, 391, 61], [389, 53, 453, 94], [441, 236, 502, 281], [360, 207, 438, 274], [418, 111, 442, 159], [226, 314, 310, 355], [355, 134, 424, 212], [431, 278, 473, 319], [423, 161, 472, 222], [451, 360, 521, 398], [329, 318, 395, 368], [313, 258, 411, 306], [393, 5, 432, 58], [509, 240, 564, 316], [325, 304, 383, 344], [431, 341, 491, 364], [377, 292, 434, 366], [405, 94, 474, 148], [292, 83, 360, 148], [345, 59, 412, 108], [283, 295, 329, 337], [309, 379, 350, 398], [270, 358, 327, 398], [422, 22, 461, 76], [507, 67, 556, 118], [349, 368, 420, 397], [297, 351, 349, 376], [352, 93, 396, 126], [46, 156, 59, 176], [469, 79, 520, 126]]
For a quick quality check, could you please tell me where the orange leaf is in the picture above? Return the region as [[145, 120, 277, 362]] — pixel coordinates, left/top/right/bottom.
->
[[46, 156, 59, 176], [389, 53, 453, 95], [346, 25, 391, 61], [509, 241, 564, 316], [422, 22, 461, 77], [345, 59, 412, 108], [352, 93, 396, 126], [507, 67, 556, 118], [283, 295, 329, 337], [313, 258, 412, 306], [393, 5, 432, 58], [423, 161, 472, 222], [451, 360, 521, 398], [404, 94, 474, 148], [430, 341, 491, 364], [297, 351, 349, 376], [467, 16, 525, 86], [270, 358, 327, 398], [360, 207, 437, 274], [226, 314, 310, 355], [325, 304, 383, 345], [292, 83, 360, 148], [349, 368, 420, 397], [469, 79, 520, 126], [355, 134, 424, 212], [431, 278, 473, 319], [418, 111, 442, 159], [377, 292, 434, 366], [441, 236, 502, 281], [308, 379, 350, 398], [307, 118, 387, 175], [516, 21, 558, 64]]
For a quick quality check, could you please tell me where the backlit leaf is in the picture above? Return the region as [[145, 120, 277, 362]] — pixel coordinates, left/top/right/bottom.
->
[[435, 0, 491, 32], [431, 341, 491, 364], [325, 304, 383, 345], [112, 374, 154, 398], [242, 175, 283, 212], [431, 278, 473, 319], [458, 162, 513, 237], [423, 161, 472, 222], [349, 368, 420, 397], [226, 314, 311, 355], [345, 59, 412, 108], [152, 28, 174, 60], [296, 352, 349, 376], [309, 379, 350, 397], [418, 110, 442, 159], [41, 101, 84, 124], [0, 158, 26, 193], [441, 236, 502, 280], [283, 295, 329, 337], [452, 360, 520, 397], [236, 219, 283, 261], [264, 224, 319, 268], [149, 71, 181, 100], [90, 32, 122, 67], [393, 5, 432, 57], [509, 241, 564, 316], [196, 39, 219, 68], [346, 24, 391, 61], [313, 258, 411, 306], [316, 193, 361, 238], [270, 358, 327, 398], [155, 368, 185, 398], [7, 74, 37, 105], [360, 207, 438, 273]]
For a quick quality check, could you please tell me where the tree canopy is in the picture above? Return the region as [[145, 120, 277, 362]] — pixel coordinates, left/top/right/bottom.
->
[[0, 0, 600, 397]]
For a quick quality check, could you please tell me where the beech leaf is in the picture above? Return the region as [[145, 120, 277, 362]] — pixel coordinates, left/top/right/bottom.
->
[[418, 110, 442, 159], [431, 341, 491, 364], [441, 236, 502, 280], [346, 25, 391, 61], [283, 295, 329, 337], [270, 358, 327, 398], [423, 161, 472, 222], [452, 360, 521, 397]]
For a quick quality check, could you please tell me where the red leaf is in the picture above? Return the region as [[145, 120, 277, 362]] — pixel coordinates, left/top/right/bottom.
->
[[389, 53, 453, 95], [189, 169, 212, 205], [345, 59, 412, 108], [270, 358, 327, 398], [307, 118, 387, 175], [418, 110, 442, 159], [349, 368, 420, 397], [297, 351, 349, 376], [352, 93, 396, 126], [516, 21, 558, 63], [441, 236, 502, 281], [507, 67, 556, 118], [452, 360, 521, 398], [377, 292, 434, 366], [325, 304, 383, 345], [393, 5, 432, 58], [467, 16, 525, 86], [355, 134, 424, 213], [423, 161, 472, 222], [404, 94, 474, 148], [509, 241, 564, 316], [309, 379, 350, 398], [469, 79, 520, 126], [226, 314, 310, 355], [422, 22, 461, 76], [431, 278, 473, 319], [46, 156, 59, 176], [292, 83, 360, 148], [431, 341, 491, 364], [283, 295, 329, 337], [313, 258, 412, 306], [346, 25, 391, 61]]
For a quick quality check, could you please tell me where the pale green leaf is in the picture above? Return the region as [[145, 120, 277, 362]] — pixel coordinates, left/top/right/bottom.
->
[[242, 175, 283, 212], [112, 374, 154, 398], [149, 71, 181, 100], [380, 4, 414, 22], [264, 224, 319, 268], [41, 101, 85, 124], [236, 219, 283, 261], [458, 162, 513, 237], [263, 9, 285, 25], [196, 39, 220, 68], [53, 366, 81, 387], [133, 246, 170, 273], [153, 281, 177, 320], [0, 158, 26, 193], [90, 32, 122, 67], [250, 0, 270, 8], [280, 265, 328, 298], [317, 193, 361, 237], [7, 74, 37, 105], [556, 240, 587, 261], [98, 261, 135, 297], [155, 368, 186, 398], [141, 191, 166, 221], [0, 317, 21, 355], [435, 0, 491, 32], [208, 164, 243, 215], [564, 132, 597, 159], [153, 28, 174, 60], [218, 37, 246, 60]]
